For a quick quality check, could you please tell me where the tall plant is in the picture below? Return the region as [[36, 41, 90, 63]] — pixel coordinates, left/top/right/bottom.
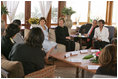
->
[[1, 5, 8, 16], [62, 6, 76, 16]]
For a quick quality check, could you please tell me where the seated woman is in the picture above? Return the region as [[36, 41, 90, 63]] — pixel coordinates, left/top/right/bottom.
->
[[93, 19, 109, 49], [38, 17, 57, 61], [9, 27, 46, 75], [96, 44, 117, 76], [55, 17, 75, 52], [12, 19, 24, 43], [1, 23, 20, 59]]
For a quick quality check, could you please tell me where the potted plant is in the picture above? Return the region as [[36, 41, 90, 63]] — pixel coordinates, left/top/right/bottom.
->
[[28, 17, 40, 28], [1, 5, 8, 16], [1, 5, 8, 31], [62, 7, 76, 28]]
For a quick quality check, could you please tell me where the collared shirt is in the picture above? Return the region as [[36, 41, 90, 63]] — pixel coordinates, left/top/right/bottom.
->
[[94, 26, 109, 42]]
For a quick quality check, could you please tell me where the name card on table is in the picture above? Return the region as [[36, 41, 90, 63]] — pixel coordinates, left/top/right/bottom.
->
[[64, 53, 70, 58], [91, 49, 100, 53], [80, 50, 88, 54], [88, 65, 100, 70], [70, 51, 79, 56]]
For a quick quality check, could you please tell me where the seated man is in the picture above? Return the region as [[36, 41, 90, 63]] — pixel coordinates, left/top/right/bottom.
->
[[84, 20, 99, 49], [12, 19, 24, 43], [93, 19, 109, 49]]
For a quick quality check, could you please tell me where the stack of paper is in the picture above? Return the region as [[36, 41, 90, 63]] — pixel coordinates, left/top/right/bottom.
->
[[88, 65, 100, 70]]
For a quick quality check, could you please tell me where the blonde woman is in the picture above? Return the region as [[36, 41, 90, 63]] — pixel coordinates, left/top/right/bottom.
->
[[55, 17, 75, 52], [96, 44, 117, 76]]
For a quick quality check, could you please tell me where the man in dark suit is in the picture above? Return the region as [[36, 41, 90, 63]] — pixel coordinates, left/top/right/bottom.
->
[[82, 20, 98, 49]]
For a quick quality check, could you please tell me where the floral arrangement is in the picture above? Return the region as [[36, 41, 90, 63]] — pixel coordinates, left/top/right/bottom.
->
[[91, 51, 101, 63], [62, 6, 76, 15], [28, 18, 40, 24], [83, 50, 102, 63], [1, 5, 8, 15]]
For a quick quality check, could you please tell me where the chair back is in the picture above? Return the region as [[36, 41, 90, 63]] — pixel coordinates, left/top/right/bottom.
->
[[105, 26, 115, 42], [1, 57, 24, 78], [49, 29, 56, 42], [24, 65, 56, 78]]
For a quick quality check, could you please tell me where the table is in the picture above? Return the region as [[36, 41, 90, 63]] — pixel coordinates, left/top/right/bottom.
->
[[50, 49, 100, 78], [70, 35, 88, 49]]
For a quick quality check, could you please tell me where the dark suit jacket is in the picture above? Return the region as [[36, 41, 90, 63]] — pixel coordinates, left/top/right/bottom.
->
[[55, 26, 69, 45], [96, 64, 117, 76], [9, 43, 46, 75], [79, 23, 92, 34], [79, 23, 98, 39], [1, 36, 14, 59]]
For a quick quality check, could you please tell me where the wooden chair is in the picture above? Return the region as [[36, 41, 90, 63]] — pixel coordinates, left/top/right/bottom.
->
[[24, 65, 56, 78]]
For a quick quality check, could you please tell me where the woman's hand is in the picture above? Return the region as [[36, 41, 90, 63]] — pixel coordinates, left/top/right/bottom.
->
[[96, 38, 102, 41], [66, 36, 71, 40], [84, 34, 88, 37]]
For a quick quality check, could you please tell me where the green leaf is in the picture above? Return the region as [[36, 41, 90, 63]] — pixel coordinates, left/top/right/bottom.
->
[[61, 6, 76, 15], [83, 54, 94, 59], [1, 5, 9, 15]]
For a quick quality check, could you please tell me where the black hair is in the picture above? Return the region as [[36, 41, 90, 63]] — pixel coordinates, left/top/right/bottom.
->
[[39, 17, 46, 24], [26, 27, 44, 48], [98, 19, 105, 25], [5, 23, 20, 38], [13, 19, 21, 26]]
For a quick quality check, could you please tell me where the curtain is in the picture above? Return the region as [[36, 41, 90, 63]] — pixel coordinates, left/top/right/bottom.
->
[[39, 1, 52, 19], [3, 1, 19, 23]]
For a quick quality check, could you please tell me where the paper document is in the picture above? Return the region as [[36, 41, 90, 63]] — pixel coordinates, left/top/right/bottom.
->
[[70, 59, 82, 62], [88, 65, 100, 70]]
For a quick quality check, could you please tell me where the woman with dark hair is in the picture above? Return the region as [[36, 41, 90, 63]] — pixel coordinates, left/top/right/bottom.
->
[[55, 17, 75, 52], [93, 19, 109, 49], [38, 17, 57, 61], [96, 44, 117, 76], [9, 27, 46, 75], [1, 23, 20, 59], [12, 19, 24, 43]]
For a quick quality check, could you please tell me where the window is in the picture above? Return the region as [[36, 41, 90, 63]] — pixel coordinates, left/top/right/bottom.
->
[[31, 1, 42, 18], [112, 1, 117, 25], [90, 1, 107, 21], [7, 1, 25, 24], [66, 1, 88, 22], [51, 1, 58, 24]]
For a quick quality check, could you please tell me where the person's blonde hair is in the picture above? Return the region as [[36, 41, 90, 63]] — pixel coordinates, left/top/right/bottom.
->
[[59, 17, 65, 23], [99, 44, 117, 67]]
